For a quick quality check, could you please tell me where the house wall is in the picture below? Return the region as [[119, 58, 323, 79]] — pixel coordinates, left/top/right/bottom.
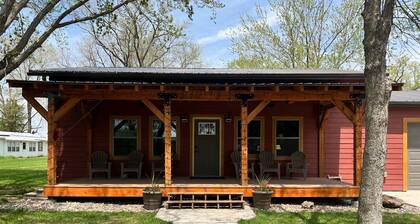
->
[[0, 139, 5, 156], [324, 106, 420, 191], [0, 138, 47, 157], [55, 100, 320, 181]]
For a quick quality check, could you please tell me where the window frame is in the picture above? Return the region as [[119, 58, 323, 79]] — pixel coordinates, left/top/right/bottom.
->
[[272, 117, 303, 160], [37, 142, 43, 152], [29, 142, 36, 152], [149, 116, 181, 160], [109, 116, 141, 160], [234, 116, 264, 160]]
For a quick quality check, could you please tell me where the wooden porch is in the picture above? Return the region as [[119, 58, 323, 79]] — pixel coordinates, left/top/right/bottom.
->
[[44, 177, 359, 198]]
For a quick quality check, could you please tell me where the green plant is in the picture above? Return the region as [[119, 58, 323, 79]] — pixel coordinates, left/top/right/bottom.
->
[[143, 174, 161, 194], [255, 175, 271, 192]]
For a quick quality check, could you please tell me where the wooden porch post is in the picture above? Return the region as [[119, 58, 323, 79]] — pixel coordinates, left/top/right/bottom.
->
[[354, 100, 363, 186], [164, 102, 172, 185], [318, 106, 330, 177], [241, 103, 248, 186], [47, 98, 57, 185]]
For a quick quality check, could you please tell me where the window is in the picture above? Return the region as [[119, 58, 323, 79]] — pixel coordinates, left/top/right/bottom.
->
[[151, 118, 177, 158], [274, 119, 302, 157], [236, 119, 262, 155], [28, 142, 36, 152], [111, 118, 139, 157], [38, 142, 43, 152], [7, 141, 19, 152]]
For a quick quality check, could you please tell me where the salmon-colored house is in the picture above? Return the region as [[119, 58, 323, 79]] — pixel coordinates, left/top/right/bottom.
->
[[8, 68, 418, 199]]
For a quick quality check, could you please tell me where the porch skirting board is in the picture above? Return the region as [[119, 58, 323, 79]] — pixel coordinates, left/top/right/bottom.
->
[[43, 177, 359, 198]]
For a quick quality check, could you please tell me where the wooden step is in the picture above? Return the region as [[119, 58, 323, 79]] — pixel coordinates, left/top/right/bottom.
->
[[166, 192, 244, 209]]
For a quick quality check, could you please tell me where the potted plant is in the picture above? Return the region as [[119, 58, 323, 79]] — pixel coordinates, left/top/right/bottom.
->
[[143, 175, 162, 210], [253, 175, 272, 209]]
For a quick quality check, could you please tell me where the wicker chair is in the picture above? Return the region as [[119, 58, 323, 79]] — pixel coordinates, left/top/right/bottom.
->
[[120, 151, 144, 178], [89, 151, 111, 179], [259, 151, 281, 179], [230, 151, 255, 179], [286, 151, 308, 180]]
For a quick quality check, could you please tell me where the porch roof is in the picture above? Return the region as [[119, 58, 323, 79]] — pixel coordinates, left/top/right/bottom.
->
[[27, 67, 366, 84]]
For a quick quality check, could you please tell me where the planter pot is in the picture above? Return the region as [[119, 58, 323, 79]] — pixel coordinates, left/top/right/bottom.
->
[[253, 191, 272, 210], [143, 192, 162, 210]]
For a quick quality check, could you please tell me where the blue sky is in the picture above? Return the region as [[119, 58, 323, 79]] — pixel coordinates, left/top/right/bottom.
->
[[181, 0, 268, 67], [63, 0, 269, 68]]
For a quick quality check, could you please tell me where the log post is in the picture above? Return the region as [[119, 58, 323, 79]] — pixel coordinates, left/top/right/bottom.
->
[[236, 94, 254, 186], [354, 99, 364, 186], [159, 93, 176, 186], [47, 98, 57, 185], [318, 106, 330, 177], [241, 104, 248, 186]]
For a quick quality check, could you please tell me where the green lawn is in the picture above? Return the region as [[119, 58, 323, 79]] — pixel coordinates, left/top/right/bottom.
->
[[0, 157, 47, 196], [240, 210, 420, 224], [0, 210, 165, 224]]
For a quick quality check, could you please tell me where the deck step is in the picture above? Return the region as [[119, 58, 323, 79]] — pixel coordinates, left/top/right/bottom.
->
[[166, 192, 244, 209]]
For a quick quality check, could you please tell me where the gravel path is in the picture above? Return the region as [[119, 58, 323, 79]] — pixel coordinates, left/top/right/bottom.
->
[[0, 197, 148, 213], [1, 197, 419, 215], [269, 202, 420, 214]]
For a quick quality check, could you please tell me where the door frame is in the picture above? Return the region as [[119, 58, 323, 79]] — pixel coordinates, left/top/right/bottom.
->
[[403, 117, 420, 191], [191, 116, 224, 177]]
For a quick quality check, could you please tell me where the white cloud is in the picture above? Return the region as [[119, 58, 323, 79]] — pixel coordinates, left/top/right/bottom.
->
[[197, 24, 243, 45], [196, 6, 277, 46]]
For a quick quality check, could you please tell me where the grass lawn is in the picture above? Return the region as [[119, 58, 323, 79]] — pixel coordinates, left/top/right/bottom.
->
[[0, 157, 46, 196], [0, 210, 165, 224], [240, 210, 420, 224]]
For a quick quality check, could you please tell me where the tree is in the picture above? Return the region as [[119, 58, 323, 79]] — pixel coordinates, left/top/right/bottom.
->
[[0, 0, 222, 79], [229, 0, 364, 69], [358, 0, 419, 223], [6, 44, 58, 133], [388, 55, 420, 89], [80, 2, 204, 68], [0, 90, 26, 132]]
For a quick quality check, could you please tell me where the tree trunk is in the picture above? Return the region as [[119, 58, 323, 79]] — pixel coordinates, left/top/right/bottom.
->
[[27, 102, 32, 133], [358, 0, 395, 223]]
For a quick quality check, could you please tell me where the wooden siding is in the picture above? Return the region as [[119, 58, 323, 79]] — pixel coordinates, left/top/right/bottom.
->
[[56, 101, 319, 180], [324, 106, 420, 191]]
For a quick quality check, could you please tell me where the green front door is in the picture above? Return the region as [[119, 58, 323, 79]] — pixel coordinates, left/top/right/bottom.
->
[[193, 118, 220, 177]]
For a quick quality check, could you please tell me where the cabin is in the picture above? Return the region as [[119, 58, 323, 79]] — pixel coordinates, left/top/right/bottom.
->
[[8, 67, 412, 199], [0, 131, 47, 157]]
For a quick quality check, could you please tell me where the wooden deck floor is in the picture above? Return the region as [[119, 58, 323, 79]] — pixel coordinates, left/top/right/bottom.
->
[[44, 177, 359, 198]]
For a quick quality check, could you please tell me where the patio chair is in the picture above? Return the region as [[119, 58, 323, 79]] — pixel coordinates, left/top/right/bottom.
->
[[230, 151, 255, 179], [286, 151, 308, 180], [151, 153, 176, 177], [89, 151, 111, 179], [259, 151, 281, 179], [120, 151, 144, 178]]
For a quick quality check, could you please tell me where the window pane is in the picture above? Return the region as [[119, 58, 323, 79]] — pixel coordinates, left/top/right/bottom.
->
[[248, 120, 261, 137], [248, 138, 261, 154], [113, 119, 138, 156], [153, 120, 176, 138], [276, 120, 299, 137], [114, 138, 137, 156], [237, 120, 261, 138], [152, 138, 177, 157], [237, 139, 260, 155], [275, 139, 299, 156], [113, 119, 137, 138]]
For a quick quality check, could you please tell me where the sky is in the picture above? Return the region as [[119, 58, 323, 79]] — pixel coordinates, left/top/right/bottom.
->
[[63, 0, 269, 68]]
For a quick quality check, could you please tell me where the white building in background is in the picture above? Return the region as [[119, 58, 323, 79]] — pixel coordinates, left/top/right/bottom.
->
[[0, 131, 47, 157]]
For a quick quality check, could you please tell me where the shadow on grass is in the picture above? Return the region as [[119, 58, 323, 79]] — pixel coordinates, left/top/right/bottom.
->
[[0, 169, 46, 196], [241, 210, 420, 224], [0, 210, 166, 224]]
